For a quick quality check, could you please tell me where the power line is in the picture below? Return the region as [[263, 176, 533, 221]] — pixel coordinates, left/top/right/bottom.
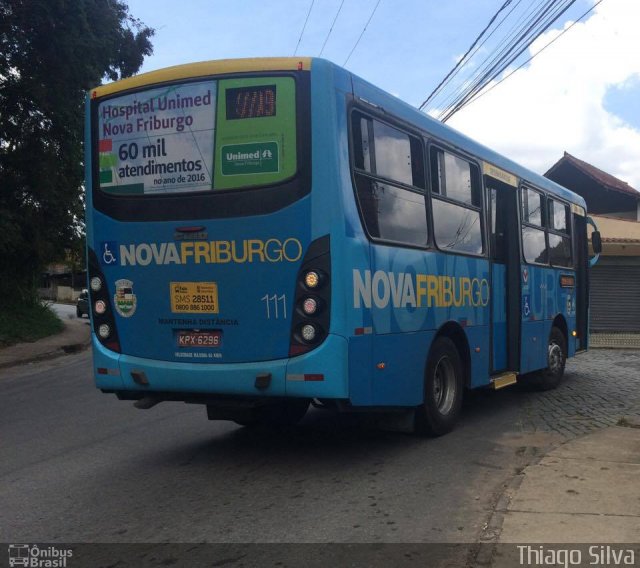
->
[[424, 0, 528, 111], [343, 0, 383, 66], [456, 0, 607, 114], [319, 0, 346, 57], [424, 0, 551, 114], [440, 0, 564, 121], [436, 0, 560, 117], [293, 0, 315, 56], [448, 0, 575, 112], [418, 0, 515, 111], [436, 0, 582, 121], [441, 0, 579, 121], [439, 0, 546, 109]]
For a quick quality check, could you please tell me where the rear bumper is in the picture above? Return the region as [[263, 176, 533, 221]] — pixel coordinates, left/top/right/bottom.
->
[[92, 332, 349, 400]]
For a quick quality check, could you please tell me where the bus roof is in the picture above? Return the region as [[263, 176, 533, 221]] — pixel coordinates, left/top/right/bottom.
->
[[90, 57, 313, 99], [334, 58, 585, 209], [90, 55, 584, 209]]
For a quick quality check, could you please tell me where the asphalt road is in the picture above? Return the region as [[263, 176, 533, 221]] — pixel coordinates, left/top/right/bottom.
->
[[1, 349, 638, 560]]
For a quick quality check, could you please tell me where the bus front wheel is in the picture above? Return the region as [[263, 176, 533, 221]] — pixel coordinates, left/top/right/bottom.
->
[[415, 337, 464, 437], [534, 326, 567, 391]]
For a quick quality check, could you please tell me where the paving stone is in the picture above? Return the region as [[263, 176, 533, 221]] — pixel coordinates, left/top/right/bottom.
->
[[517, 350, 640, 439]]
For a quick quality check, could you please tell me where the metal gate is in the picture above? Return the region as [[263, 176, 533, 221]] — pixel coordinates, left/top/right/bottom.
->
[[590, 263, 640, 332]]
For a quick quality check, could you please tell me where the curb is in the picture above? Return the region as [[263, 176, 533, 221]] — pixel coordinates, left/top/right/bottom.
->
[[471, 423, 640, 559], [0, 338, 91, 371], [469, 442, 558, 566]]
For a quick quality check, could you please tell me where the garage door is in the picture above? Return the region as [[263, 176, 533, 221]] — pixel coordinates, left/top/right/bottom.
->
[[590, 264, 640, 332]]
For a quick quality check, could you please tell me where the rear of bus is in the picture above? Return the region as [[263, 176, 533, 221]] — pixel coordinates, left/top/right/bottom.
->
[[86, 58, 348, 423]]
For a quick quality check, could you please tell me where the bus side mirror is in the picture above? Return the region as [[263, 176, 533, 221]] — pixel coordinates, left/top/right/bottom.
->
[[586, 216, 601, 267]]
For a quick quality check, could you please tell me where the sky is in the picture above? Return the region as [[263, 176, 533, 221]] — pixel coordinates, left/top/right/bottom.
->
[[125, 0, 640, 189]]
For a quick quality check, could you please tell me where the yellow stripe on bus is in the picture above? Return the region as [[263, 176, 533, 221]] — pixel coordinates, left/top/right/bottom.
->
[[482, 161, 518, 187], [91, 57, 312, 99], [571, 203, 586, 217]]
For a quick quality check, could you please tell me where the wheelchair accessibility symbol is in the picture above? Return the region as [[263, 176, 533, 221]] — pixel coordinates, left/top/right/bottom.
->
[[523, 294, 531, 318], [100, 241, 118, 265]]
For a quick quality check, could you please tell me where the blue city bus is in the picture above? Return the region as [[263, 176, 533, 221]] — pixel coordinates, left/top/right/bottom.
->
[[85, 57, 601, 435]]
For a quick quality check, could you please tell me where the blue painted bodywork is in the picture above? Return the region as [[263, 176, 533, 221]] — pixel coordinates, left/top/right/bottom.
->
[[86, 58, 587, 409], [519, 264, 577, 373]]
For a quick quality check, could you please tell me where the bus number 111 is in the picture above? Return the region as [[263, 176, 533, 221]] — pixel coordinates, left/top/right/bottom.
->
[[261, 294, 287, 319]]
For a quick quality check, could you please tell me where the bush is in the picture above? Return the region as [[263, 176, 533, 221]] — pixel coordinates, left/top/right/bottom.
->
[[0, 302, 63, 347]]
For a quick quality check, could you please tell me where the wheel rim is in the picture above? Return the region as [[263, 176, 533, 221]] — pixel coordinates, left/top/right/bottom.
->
[[433, 355, 457, 414], [548, 341, 563, 374]]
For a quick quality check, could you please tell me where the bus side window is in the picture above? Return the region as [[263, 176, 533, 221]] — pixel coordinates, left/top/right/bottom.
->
[[521, 187, 548, 264], [351, 112, 427, 247], [430, 148, 484, 255], [548, 199, 572, 267], [548, 199, 569, 233], [371, 120, 425, 189], [352, 115, 372, 172]]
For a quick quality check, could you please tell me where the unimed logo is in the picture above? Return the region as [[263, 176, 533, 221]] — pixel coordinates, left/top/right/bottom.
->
[[8, 544, 73, 567]]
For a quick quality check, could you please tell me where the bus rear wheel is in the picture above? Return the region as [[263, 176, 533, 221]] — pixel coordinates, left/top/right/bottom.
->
[[415, 337, 464, 437], [533, 326, 567, 391]]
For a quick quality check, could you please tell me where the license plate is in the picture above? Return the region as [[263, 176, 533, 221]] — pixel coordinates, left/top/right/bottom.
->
[[170, 281, 219, 314], [177, 330, 222, 348]]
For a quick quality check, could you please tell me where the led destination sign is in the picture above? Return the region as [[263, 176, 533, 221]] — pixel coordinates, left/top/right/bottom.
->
[[226, 85, 276, 120]]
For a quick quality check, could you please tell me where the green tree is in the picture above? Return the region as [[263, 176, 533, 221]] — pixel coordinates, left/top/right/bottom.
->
[[0, 0, 153, 307]]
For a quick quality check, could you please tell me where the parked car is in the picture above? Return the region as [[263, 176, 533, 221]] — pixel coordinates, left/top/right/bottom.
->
[[76, 289, 89, 318]]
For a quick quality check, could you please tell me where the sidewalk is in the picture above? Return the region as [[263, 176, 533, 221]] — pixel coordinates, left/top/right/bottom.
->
[[480, 424, 640, 565], [0, 317, 91, 369], [498, 424, 640, 542]]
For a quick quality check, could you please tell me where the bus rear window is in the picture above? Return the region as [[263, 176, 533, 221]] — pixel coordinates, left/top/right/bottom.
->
[[95, 76, 297, 195]]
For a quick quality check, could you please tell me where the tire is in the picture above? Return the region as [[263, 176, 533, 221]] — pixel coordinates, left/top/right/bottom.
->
[[234, 399, 310, 429], [415, 337, 464, 437], [76, 307, 82, 318], [533, 326, 567, 391]]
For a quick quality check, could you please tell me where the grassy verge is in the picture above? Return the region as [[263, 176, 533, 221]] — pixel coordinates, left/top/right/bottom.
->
[[0, 302, 64, 348]]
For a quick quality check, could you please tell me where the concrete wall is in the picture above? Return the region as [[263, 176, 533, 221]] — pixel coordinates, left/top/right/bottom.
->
[[56, 286, 83, 302], [38, 286, 83, 302]]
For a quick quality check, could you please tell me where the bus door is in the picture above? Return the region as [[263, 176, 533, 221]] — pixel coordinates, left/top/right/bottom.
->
[[573, 212, 589, 351], [488, 181, 521, 372]]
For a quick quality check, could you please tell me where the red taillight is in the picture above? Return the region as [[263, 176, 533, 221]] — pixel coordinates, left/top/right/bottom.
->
[[289, 344, 308, 357], [88, 247, 121, 354], [302, 297, 318, 315], [304, 374, 323, 381], [289, 236, 331, 357], [104, 340, 121, 353]]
